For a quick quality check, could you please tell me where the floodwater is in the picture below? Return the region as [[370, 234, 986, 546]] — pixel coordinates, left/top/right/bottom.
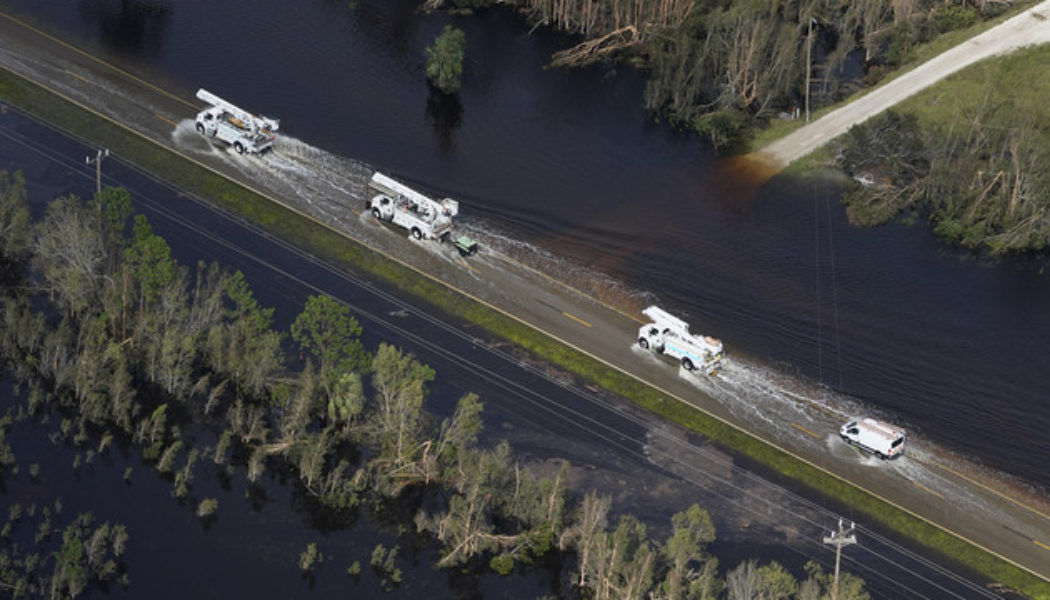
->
[[2, 0, 1049, 496]]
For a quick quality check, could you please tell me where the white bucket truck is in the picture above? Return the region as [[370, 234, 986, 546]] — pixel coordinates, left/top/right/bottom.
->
[[367, 172, 458, 241], [194, 89, 279, 154], [839, 418, 906, 459], [637, 306, 725, 375]]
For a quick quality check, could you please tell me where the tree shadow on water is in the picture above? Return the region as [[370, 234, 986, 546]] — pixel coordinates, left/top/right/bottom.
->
[[425, 90, 463, 157]]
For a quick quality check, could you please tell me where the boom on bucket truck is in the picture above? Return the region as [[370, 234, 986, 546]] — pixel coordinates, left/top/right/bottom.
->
[[637, 306, 725, 375], [367, 172, 459, 242], [194, 89, 279, 154]]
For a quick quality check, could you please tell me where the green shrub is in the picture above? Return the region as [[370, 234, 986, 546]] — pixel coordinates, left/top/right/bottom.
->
[[489, 553, 514, 576], [425, 25, 466, 94]]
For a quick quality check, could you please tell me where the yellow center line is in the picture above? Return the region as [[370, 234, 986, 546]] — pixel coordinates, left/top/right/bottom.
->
[[928, 461, 1050, 522], [64, 69, 88, 83], [154, 114, 177, 127], [912, 481, 945, 499], [790, 422, 821, 439], [1034, 539, 1050, 552], [1, 10, 199, 110], [562, 312, 592, 327], [455, 256, 480, 275]]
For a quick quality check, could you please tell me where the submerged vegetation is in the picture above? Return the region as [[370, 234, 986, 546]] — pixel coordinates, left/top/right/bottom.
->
[[425, 25, 467, 94], [423, 0, 1023, 147], [834, 45, 1050, 253], [0, 505, 130, 599], [0, 173, 870, 597]]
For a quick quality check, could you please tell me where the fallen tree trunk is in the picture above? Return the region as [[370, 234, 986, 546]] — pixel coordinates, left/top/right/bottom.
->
[[549, 25, 640, 67]]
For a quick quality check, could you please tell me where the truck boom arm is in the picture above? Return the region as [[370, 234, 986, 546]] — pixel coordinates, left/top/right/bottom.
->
[[196, 88, 279, 134], [369, 172, 458, 217], [642, 305, 691, 335]]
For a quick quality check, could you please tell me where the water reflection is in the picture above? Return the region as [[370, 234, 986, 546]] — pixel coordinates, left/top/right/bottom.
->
[[77, 0, 171, 57], [425, 89, 462, 155], [346, 0, 422, 60]]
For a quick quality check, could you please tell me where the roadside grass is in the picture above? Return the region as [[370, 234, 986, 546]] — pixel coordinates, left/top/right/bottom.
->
[[747, 105, 834, 153], [2, 66, 1048, 598], [895, 44, 1050, 134], [746, 0, 1038, 155]]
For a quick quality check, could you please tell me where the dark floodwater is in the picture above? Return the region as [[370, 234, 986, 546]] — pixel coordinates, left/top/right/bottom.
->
[[3, 0, 1050, 491], [0, 382, 561, 600]]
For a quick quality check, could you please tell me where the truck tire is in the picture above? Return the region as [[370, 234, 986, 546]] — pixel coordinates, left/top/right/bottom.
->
[[411, 227, 423, 240], [638, 338, 649, 349], [195, 122, 205, 135], [681, 358, 695, 371], [234, 142, 245, 154], [372, 208, 382, 220]]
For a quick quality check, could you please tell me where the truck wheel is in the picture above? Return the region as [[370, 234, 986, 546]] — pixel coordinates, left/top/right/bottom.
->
[[372, 208, 382, 220], [411, 228, 423, 240], [681, 358, 695, 371], [638, 338, 649, 349], [234, 142, 245, 154], [876, 452, 886, 460], [195, 122, 205, 135], [655, 344, 665, 354]]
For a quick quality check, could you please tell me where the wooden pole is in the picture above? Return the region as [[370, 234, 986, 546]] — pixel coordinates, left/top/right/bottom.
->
[[823, 518, 857, 600], [805, 18, 814, 123]]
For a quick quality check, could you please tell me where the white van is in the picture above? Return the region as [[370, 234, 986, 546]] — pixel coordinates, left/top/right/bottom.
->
[[839, 418, 906, 459]]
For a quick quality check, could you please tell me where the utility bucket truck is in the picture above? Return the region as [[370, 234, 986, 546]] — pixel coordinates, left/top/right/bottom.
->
[[637, 306, 725, 375], [194, 89, 279, 155], [367, 172, 459, 242], [839, 418, 906, 459]]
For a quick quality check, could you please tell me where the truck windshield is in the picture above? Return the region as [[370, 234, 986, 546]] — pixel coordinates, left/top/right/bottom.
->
[[891, 437, 904, 448]]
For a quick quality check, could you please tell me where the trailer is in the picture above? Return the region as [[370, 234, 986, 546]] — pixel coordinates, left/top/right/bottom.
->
[[367, 172, 459, 242], [636, 306, 725, 375], [839, 418, 906, 459], [194, 89, 279, 154]]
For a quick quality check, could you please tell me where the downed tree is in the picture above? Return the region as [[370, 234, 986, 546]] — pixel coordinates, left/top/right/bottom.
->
[[550, 25, 640, 67]]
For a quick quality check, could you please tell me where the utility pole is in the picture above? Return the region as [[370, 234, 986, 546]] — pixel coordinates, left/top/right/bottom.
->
[[86, 148, 109, 196], [823, 518, 857, 600], [805, 17, 815, 123]]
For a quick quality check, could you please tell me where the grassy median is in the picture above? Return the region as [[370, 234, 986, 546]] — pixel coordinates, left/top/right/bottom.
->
[[2, 66, 1048, 598]]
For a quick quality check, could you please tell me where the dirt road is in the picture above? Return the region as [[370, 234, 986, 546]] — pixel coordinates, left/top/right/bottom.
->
[[759, 1, 1050, 168]]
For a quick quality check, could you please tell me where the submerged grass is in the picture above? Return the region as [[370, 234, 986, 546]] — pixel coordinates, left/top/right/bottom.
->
[[2, 66, 1048, 598]]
